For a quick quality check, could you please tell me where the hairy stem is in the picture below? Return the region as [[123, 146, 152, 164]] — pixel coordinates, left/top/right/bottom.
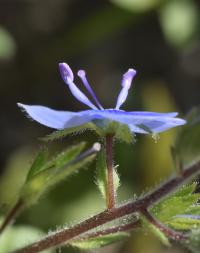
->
[[0, 199, 23, 236], [73, 220, 141, 242], [140, 208, 187, 240], [105, 134, 115, 209], [12, 160, 200, 253]]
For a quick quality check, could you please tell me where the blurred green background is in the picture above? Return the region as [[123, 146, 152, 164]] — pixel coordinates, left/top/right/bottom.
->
[[0, 0, 200, 252]]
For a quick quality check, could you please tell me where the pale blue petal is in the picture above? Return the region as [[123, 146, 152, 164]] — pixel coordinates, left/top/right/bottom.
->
[[59, 63, 97, 110], [87, 110, 183, 125], [128, 125, 148, 134], [17, 103, 93, 129], [84, 110, 186, 133], [144, 120, 186, 133], [115, 69, 136, 109], [126, 111, 178, 117]]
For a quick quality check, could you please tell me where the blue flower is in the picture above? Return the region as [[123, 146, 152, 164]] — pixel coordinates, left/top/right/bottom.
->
[[18, 63, 186, 135]]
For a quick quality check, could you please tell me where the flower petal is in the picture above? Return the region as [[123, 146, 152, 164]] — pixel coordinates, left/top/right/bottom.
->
[[85, 110, 186, 133], [17, 103, 93, 129], [115, 69, 136, 110]]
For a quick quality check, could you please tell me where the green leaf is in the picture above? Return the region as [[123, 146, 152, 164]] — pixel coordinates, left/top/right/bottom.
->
[[151, 183, 200, 229], [42, 123, 100, 141], [0, 221, 53, 253], [96, 149, 120, 199], [71, 232, 129, 250], [141, 216, 170, 246], [186, 229, 200, 253], [20, 143, 96, 205], [168, 216, 200, 230], [26, 148, 48, 181], [26, 142, 86, 182], [172, 107, 200, 168]]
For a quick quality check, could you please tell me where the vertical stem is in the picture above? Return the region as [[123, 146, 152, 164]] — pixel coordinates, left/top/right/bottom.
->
[[0, 199, 23, 236], [105, 134, 115, 209]]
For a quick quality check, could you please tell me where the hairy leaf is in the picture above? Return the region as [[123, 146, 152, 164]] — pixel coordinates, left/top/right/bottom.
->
[[70, 232, 129, 249], [26, 148, 48, 181], [20, 143, 96, 205], [141, 216, 170, 246], [0, 221, 52, 253], [168, 216, 200, 230], [151, 183, 200, 230], [186, 229, 200, 253]]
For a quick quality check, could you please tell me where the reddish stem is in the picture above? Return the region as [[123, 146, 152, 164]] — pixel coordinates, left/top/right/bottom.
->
[[74, 220, 141, 241], [105, 134, 115, 209], [140, 208, 186, 240], [12, 160, 200, 253]]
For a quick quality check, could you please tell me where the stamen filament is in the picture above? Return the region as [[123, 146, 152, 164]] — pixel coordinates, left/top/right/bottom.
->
[[78, 70, 103, 110]]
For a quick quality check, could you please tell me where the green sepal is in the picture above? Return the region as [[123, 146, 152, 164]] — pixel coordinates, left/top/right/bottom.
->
[[93, 119, 134, 143], [20, 142, 95, 206], [41, 123, 100, 142], [96, 148, 120, 199], [141, 215, 170, 246], [172, 107, 200, 168], [42, 119, 134, 143], [70, 232, 129, 250]]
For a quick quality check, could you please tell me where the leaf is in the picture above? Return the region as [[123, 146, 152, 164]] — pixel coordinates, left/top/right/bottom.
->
[[0, 221, 53, 253], [151, 183, 200, 230], [70, 232, 129, 250], [168, 216, 200, 230], [186, 229, 200, 253], [141, 216, 170, 246], [172, 107, 200, 168], [20, 142, 96, 206], [96, 149, 120, 199], [42, 123, 100, 141], [26, 148, 48, 181], [26, 142, 86, 182]]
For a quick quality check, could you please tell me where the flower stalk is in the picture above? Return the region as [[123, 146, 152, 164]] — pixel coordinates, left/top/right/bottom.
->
[[105, 134, 115, 209]]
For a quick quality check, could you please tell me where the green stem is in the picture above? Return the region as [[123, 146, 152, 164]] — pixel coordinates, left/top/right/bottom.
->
[[0, 199, 23, 236]]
